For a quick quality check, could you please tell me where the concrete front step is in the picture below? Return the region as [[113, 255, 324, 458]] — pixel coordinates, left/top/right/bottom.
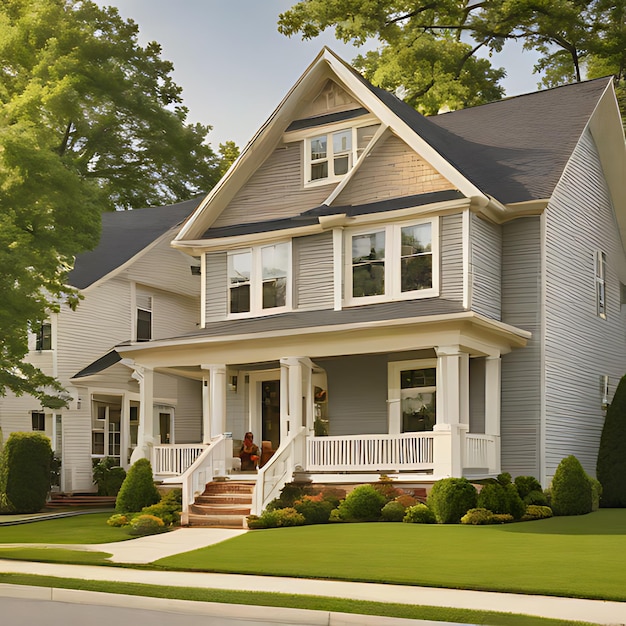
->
[[187, 480, 255, 528]]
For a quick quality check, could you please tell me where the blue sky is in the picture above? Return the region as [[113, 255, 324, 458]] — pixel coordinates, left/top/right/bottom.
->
[[100, 0, 543, 149]]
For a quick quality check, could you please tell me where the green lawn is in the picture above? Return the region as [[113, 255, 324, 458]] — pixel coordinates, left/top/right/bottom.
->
[[0, 513, 129, 544], [156, 509, 626, 602]]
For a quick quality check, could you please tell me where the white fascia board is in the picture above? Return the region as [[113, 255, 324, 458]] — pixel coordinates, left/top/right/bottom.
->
[[116, 310, 530, 358], [323, 49, 486, 200]]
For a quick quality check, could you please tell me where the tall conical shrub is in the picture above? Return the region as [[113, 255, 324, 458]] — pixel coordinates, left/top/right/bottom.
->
[[551, 455, 592, 516], [115, 458, 160, 513], [597, 374, 626, 507]]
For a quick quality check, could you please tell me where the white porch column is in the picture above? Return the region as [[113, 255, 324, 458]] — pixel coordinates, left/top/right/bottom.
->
[[201, 372, 211, 444], [280, 357, 314, 440], [202, 364, 227, 440], [485, 354, 502, 474], [130, 365, 155, 464], [434, 346, 470, 477]]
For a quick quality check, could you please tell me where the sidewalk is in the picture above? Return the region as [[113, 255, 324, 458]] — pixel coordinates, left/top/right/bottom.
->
[[1, 527, 626, 625]]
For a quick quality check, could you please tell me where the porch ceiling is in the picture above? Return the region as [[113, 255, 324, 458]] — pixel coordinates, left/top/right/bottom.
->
[[117, 311, 530, 369]]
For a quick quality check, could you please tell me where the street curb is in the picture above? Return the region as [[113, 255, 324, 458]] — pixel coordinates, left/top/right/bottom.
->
[[0, 583, 463, 625]]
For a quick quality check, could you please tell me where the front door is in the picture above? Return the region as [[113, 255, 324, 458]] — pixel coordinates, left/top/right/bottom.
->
[[249, 371, 280, 451]]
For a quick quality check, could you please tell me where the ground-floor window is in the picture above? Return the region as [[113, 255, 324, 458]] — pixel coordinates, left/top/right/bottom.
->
[[92, 395, 121, 464], [388, 359, 437, 432], [31, 411, 46, 432]]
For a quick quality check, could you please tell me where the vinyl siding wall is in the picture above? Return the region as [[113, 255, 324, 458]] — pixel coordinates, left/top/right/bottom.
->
[[500, 217, 542, 479], [470, 214, 502, 320], [211, 143, 334, 229], [440, 213, 464, 303], [543, 129, 626, 481], [294, 232, 334, 310]]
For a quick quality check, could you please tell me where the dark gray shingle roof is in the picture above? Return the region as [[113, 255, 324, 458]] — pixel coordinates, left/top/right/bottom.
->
[[68, 197, 201, 289]]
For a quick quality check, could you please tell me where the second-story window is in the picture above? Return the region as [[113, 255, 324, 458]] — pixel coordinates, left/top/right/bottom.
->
[[35, 322, 52, 351], [228, 242, 290, 316], [596, 250, 607, 319], [136, 294, 152, 341], [345, 218, 438, 305]]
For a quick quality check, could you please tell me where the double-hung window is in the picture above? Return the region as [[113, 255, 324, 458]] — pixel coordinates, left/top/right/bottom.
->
[[345, 218, 438, 305], [595, 250, 607, 319], [228, 242, 290, 316], [35, 322, 52, 351]]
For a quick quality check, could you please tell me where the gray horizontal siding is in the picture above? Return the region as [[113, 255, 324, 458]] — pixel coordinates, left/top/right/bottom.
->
[[471, 214, 501, 320], [500, 216, 542, 479], [211, 143, 333, 229], [204, 252, 228, 323], [294, 232, 334, 311], [440, 213, 464, 303], [469, 357, 485, 434], [543, 129, 626, 481]]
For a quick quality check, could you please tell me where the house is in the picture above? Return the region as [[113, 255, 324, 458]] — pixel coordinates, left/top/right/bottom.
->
[[0, 198, 203, 493], [66, 48, 626, 519]]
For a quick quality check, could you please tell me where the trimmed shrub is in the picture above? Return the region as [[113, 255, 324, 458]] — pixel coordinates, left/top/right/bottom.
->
[[93, 457, 126, 496], [247, 507, 305, 529], [107, 513, 129, 527], [551, 455, 593, 516], [319, 487, 346, 509], [523, 489, 549, 506], [141, 488, 182, 526], [0, 432, 52, 513], [328, 508, 344, 523], [381, 500, 406, 522], [522, 505, 553, 521], [294, 496, 334, 524], [128, 514, 165, 536], [115, 458, 160, 513], [403, 503, 436, 524], [514, 475, 543, 500], [427, 477, 477, 524], [266, 482, 315, 511], [589, 477, 602, 512], [461, 508, 494, 525], [371, 477, 403, 502], [491, 513, 514, 524], [597, 374, 626, 507], [337, 484, 386, 522], [477, 482, 508, 514], [395, 494, 417, 509]]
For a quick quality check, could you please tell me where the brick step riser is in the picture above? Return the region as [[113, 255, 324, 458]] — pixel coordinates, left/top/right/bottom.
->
[[191, 505, 251, 516], [195, 496, 252, 505], [203, 483, 255, 495], [187, 515, 247, 529]]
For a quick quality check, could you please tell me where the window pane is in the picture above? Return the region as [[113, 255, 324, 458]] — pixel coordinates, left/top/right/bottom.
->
[[352, 232, 385, 297], [31, 412, 45, 431], [334, 155, 350, 175], [230, 284, 250, 314], [262, 244, 288, 309], [401, 391, 436, 432], [310, 135, 327, 160], [333, 130, 351, 153], [137, 308, 151, 341], [263, 277, 287, 308], [36, 323, 52, 351], [311, 161, 328, 180], [229, 251, 251, 313], [401, 223, 432, 292], [92, 432, 104, 456], [401, 368, 436, 388]]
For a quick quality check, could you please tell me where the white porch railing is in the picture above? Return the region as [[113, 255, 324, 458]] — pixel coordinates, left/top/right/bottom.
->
[[307, 432, 436, 472], [464, 433, 498, 473], [152, 444, 207, 476], [179, 435, 230, 525], [252, 426, 306, 516]]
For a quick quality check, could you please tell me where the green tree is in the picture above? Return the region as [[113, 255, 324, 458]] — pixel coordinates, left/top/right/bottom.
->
[[0, 0, 227, 405], [279, 0, 626, 113], [597, 374, 626, 507]]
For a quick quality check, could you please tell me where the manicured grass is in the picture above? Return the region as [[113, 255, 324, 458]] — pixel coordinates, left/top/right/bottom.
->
[[0, 513, 129, 544], [0, 548, 112, 564], [0, 573, 596, 626], [156, 509, 626, 602]]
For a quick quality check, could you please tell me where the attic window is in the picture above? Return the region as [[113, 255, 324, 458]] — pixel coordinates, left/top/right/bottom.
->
[[303, 123, 380, 187]]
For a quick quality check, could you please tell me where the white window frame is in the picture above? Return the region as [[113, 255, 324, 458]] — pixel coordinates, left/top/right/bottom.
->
[[388, 359, 437, 433], [595, 250, 607, 319], [344, 217, 439, 306], [227, 241, 292, 318], [301, 120, 379, 188]]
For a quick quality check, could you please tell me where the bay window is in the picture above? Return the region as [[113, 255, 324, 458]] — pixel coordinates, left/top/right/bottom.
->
[[228, 242, 290, 316], [346, 218, 438, 305]]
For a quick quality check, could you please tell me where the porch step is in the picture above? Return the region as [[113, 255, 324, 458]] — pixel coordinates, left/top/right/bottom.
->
[[45, 494, 117, 509], [186, 480, 254, 529]]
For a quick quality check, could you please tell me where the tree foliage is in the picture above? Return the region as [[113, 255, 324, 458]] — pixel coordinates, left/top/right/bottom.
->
[[0, 0, 228, 405], [279, 0, 626, 114]]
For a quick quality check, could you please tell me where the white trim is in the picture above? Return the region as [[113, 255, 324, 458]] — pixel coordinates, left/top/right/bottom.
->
[[344, 216, 439, 306], [539, 210, 547, 485], [200, 252, 207, 329], [462, 208, 471, 310], [248, 370, 281, 444]]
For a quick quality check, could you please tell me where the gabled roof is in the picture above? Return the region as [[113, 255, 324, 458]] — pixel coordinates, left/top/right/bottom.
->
[[68, 197, 202, 289], [174, 48, 620, 244]]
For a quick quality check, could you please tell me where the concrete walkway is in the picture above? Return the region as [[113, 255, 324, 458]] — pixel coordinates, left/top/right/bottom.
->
[[1, 527, 626, 624]]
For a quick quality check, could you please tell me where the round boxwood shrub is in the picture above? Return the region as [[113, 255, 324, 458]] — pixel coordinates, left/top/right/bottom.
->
[[128, 514, 164, 536], [514, 475, 543, 500], [523, 489, 548, 506], [115, 458, 160, 513], [0, 432, 52, 513], [337, 484, 386, 522], [550, 455, 592, 516], [427, 477, 477, 524], [477, 482, 508, 513], [461, 508, 494, 525], [294, 496, 334, 524], [597, 374, 626, 507], [403, 503, 436, 524], [522, 505, 553, 521], [106, 513, 129, 527], [247, 507, 305, 529], [381, 500, 406, 522]]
